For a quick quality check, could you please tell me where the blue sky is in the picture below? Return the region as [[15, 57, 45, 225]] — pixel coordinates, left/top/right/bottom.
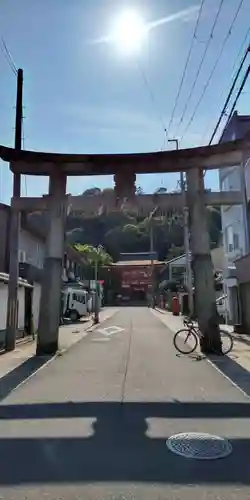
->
[[0, 0, 250, 203]]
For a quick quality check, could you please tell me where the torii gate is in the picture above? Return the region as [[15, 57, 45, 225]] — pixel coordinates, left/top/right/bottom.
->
[[0, 138, 248, 356]]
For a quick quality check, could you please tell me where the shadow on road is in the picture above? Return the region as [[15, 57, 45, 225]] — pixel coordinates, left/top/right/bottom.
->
[[176, 351, 250, 398], [0, 401, 249, 485], [1, 400, 250, 420], [0, 355, 54, 402], [207, 354, 250, 397]]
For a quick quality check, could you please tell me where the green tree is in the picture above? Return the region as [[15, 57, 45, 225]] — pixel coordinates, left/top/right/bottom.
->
[[74, 244, 113, 266]]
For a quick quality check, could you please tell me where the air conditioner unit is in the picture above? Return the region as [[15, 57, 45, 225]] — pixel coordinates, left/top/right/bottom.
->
[[19, 250, 26, 263]]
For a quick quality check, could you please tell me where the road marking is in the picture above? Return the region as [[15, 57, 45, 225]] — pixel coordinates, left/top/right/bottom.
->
[[92, 338, 110, 342], [96, 326, 125, 337]]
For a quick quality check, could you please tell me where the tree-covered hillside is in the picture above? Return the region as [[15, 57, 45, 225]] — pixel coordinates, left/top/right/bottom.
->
[[66, 188, 222, 262]]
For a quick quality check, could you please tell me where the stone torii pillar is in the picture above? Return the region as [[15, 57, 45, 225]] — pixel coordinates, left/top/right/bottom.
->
[[186, 167, 222, 354], [36, 172, 67, 356]]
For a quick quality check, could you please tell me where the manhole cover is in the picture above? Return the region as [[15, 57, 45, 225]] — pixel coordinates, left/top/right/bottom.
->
[[166, 432, 232, 460]]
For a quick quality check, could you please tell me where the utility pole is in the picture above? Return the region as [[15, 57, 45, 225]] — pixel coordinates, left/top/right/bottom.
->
[[168, 139, 193, 314], [150, 221, 154, 308], [149, 206, 158, 308], [93, 253, 100, 324], [5, 68, 23, 351]]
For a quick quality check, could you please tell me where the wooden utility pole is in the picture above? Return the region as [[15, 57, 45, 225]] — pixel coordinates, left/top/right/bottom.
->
[[168, 138, 193, 314], [5, 68, 23, 351], [149, 206, 158, 308]]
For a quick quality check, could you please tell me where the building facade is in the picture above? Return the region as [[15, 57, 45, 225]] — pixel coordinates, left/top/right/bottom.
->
[[0, 206, 46, 336], [162, 248, 224, 287], [219, 112, 250, 323], [0, 205, 87, 339]]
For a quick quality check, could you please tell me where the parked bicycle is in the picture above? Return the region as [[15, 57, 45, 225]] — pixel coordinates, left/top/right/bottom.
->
[[173, 316, 234, 355]]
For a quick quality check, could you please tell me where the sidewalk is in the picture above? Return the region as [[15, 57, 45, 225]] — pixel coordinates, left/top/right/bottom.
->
[[152, 307, 250, 395], [0, 308, 118, 383]]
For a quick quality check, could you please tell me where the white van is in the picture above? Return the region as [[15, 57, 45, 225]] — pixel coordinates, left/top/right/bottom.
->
[[62, 287, 91, 322]]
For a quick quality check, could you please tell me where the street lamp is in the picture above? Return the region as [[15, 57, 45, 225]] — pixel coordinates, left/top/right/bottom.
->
[[168, 139, 193, 315]]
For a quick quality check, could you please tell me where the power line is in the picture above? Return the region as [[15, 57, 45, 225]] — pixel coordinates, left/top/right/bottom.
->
[[200, 25, 250, 145], [209, 42, 250, 144], [180, 0, 245, 141], [0, 36, 17, 75], [173, 0, 226, 137], [230, 25, 250, 77], [225, 62, 250, 124], [166, 0, 206, 137]]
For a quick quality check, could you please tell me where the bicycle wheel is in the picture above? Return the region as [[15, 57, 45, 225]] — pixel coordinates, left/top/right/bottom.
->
[[173, 328, 198, 355], [219, 329, 234, 355]]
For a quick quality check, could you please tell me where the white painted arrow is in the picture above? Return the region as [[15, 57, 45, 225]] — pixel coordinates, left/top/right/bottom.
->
[[96, 326, 125, 337]]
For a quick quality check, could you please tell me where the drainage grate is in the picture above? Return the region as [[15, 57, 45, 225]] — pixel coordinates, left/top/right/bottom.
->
[[166, 432, 232, 460]]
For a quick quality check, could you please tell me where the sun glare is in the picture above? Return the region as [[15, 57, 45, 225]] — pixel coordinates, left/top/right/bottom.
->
[[111, 9, 147, 54]]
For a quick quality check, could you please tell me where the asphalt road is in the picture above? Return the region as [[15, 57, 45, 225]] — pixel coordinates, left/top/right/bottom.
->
[[0, 306, 250, 499]]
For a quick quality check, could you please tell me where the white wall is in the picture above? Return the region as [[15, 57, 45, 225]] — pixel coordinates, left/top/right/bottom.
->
[[0, 284, 7, 331], [0, 283, 25, 331], [19, 229, 45, 268], [220, 165, 246, 266], [221, 205, 246, 265]]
